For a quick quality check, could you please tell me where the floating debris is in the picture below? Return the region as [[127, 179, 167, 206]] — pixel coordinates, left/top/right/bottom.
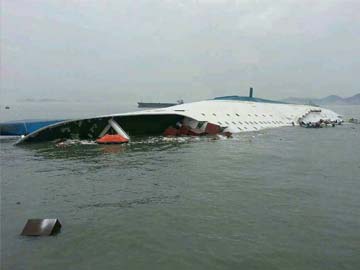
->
[[21, 219, 62, 236], [299, 119, 341, 128]]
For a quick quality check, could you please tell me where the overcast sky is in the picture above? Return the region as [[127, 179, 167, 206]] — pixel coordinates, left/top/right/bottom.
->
[[1, 0, 359, 104]]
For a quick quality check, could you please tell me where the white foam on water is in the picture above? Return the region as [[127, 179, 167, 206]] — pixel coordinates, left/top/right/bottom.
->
[[55, 139, 97, 147], [53, 133, 266, 147], [129, 136, 200, 145]]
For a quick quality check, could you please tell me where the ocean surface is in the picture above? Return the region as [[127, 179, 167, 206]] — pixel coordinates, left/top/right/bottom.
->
[[1, 105, 360, 270]]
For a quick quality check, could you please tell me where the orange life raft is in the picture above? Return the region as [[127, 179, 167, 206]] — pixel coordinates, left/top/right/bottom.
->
[[96, 134, 129, 144]]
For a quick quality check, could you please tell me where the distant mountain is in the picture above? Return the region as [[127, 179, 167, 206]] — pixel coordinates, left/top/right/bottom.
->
[[344, 93, 360, 105], [282, 93, 360, 105]]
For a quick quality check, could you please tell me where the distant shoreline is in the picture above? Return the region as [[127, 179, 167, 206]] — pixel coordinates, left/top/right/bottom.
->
[[281, 93, 360, 106]]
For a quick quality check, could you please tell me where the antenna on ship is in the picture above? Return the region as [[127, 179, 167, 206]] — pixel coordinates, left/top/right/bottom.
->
[[249, 87, 254, 98]]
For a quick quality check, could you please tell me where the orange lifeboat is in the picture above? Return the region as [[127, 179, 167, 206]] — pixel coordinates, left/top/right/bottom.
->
[[96, 134, 129, 144]]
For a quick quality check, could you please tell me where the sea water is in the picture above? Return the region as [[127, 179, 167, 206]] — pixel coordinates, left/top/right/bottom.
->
[[1, 106, 359, 270]]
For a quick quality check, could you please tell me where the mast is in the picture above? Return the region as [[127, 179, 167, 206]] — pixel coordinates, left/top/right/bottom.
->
[[249, 87, 254, 98]]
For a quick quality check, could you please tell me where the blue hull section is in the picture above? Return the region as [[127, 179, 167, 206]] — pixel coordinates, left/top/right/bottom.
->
[[0, 120, 65, 136]]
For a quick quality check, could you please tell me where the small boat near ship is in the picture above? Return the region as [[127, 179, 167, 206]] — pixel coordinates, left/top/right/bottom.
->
[[14, 88, 343, 145], [348, 118, 359, 124]]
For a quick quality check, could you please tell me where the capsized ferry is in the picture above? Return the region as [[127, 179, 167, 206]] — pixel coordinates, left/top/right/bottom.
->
[[15, 91, 342, 144]]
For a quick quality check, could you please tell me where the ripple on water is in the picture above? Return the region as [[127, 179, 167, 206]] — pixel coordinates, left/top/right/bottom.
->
[[1, 120, 360, 270]]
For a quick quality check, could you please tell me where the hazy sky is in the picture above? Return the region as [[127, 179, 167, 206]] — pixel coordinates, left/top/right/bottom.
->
[[1, 0, 359, 104]]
